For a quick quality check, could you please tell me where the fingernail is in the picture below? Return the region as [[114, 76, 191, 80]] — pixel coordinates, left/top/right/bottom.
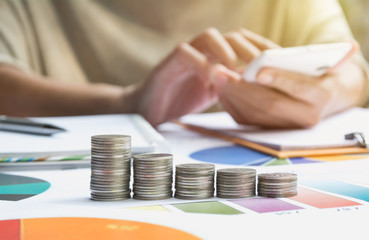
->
[[257, 71, 274, 85], [219, 66, 241, 81], [212, 72, 229, 89], [209, 65, 230, 94]]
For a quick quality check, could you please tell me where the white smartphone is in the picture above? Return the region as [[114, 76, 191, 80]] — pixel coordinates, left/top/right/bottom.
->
[[243, 42, 357, 82]]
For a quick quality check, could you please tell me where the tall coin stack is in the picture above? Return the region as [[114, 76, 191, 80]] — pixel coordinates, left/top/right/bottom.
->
[[257, 172, 297, 198], [175, 163, 215, 200], [133, 153, 173, 200], [216, 168, 256, 198], [90, 135, 132, 201]]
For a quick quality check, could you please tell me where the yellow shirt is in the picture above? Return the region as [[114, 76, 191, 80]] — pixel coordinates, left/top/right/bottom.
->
[[0, 0, 368, 102]]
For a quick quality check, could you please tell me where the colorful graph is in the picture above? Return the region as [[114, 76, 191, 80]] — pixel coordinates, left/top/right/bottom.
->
[[172, 201, 243, 215], [0, 155, 89, 163], [0, 173, 50, 201], [300, 177, 369, 202], [125, 176, 369, 215], [229, 197, 303, 213], [289, 187, 361, 209], [189, 145, 369, 166], [0, 217, 200, 240]]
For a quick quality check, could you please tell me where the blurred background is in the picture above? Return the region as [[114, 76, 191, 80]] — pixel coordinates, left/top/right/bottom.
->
[[339, 0, 369, 61]]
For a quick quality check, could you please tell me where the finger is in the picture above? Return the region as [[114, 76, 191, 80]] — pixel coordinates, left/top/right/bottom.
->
[[256, 68, 332, 105], [177, 43, 210, 79], [221, 81, 320, 128], [239, 28, 280, 51], [157, 43, 209, 82], [224, 32, 261, 63], [190, 28, 238, 69], [219, 89, 294, 128], [227, 99, 300, 128], [145, 43, 210, 125], [218, 93, 246, 124], [209, 64, 242, 94], [219, 85, 292, 127]]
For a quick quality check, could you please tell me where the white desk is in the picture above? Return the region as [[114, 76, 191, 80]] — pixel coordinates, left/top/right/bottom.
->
[[1, 121, 369, 239]]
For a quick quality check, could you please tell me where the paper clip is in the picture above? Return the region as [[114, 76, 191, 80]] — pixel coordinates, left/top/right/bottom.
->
[[345, 132, 369, 149]]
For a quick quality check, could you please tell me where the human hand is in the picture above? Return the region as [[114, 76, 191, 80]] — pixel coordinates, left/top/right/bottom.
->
[[213, 28, 366, 128], [224, 28, 280, 70], [136, 28, 242, 126], [215, 60, 366, 128]]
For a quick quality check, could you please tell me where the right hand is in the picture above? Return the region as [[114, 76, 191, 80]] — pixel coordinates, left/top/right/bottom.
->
[[136, 28, 239, 126]]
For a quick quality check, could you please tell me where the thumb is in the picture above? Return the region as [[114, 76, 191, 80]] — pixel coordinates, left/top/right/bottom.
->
[[210, 64, 241, 93]]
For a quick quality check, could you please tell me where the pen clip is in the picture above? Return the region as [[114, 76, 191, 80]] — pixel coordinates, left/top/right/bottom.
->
[[345, 132, 369, 149]]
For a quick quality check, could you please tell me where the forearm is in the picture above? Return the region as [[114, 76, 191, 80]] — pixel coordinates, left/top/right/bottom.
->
[[0, 65, 138, 117]]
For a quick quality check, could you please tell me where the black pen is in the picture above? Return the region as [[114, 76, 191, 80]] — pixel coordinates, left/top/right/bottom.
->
[[0, 115, 66, 136]]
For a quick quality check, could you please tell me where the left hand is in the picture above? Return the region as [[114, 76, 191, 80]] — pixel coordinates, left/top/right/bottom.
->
[[215, 60, 367, 128]]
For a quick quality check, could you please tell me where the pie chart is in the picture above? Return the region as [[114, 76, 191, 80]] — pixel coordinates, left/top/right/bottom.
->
[[189, 145, 273, 165], [0, 173, 51, 201], [0, 217, 201, 240]]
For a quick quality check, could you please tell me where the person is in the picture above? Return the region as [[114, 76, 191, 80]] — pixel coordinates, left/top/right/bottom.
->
[[0, 0, 368, 128]]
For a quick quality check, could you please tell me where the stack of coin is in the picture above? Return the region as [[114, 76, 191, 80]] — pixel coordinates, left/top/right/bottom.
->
[[133, 153, 173, 200], [216, 168, 256, 198], [175, 163, 215, 200], [257, 172, 297, 198], [90, 135, 132, 201]]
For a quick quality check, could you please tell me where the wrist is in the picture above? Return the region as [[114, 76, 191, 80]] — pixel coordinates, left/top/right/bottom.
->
[[89, 83, 135, 114], [118, 84, 141, 113]]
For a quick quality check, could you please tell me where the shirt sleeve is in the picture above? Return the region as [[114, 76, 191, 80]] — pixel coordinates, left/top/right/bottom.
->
[[0, 0, 35, 73]]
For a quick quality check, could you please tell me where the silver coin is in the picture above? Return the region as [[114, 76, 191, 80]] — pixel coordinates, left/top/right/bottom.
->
[[174, 192, 214, 200], [258, 173, 297, 183], [217, 168, 256, 176], [133, 153, 172, 159], [257, 190, 297, 198], [90, 135, 132, 201], [216, 168, 257, 198], [91, 134, 131, 140], [258, 182, 297, 189], [257, 172, 298, 198], [174, 163, 215, 200], [176, 163, 215, 174], [132, 153, 173, 201], [217, 193, 255, 199], [133, 192, 173, 200]]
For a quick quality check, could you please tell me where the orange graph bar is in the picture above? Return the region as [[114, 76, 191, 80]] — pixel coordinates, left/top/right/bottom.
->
[[289, 187, 361, 208]]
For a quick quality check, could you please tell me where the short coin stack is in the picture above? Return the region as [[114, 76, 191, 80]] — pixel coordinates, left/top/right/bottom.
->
[[90, 135, 132, 201], [133, 153, 173, 200], [216, 168, 256, 198], [257, 172, 297, 198], [175, 163, 215, 200]]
